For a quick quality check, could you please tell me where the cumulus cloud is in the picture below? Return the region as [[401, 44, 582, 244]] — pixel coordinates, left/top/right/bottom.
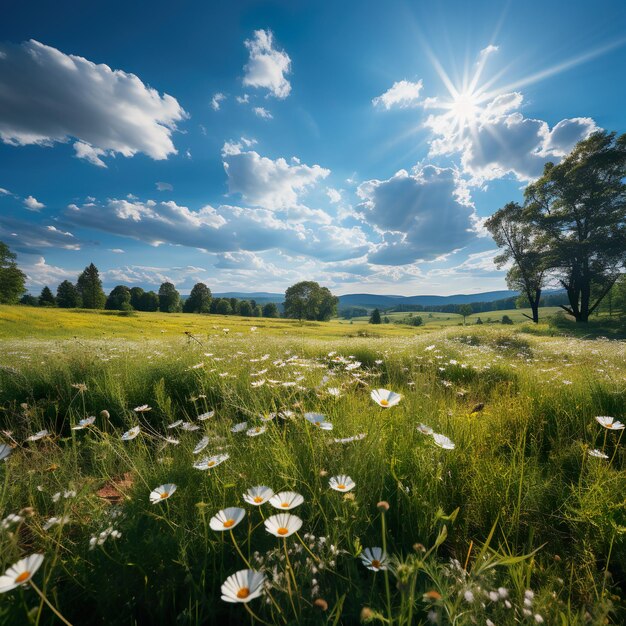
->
[[236, 94, 250, 104], [23, 195, 45, 211], [357, 165, 479, 264], [20, 256, 77, 288], [0, 187, 12, 195], [243, 30, 291, 99], [253, 106, 273, 119], [222, 142, 330, 213], [156, 181, 173, 191], [372, 80, 423, 109], [211, 92, 226, 111], [326, 188, 342, 203], [0, 40, 187, 166]]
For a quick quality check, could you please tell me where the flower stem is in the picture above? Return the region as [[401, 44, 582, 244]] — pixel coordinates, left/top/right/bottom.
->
[[29, 580, 73, 626], [381, 511, 393, 624]]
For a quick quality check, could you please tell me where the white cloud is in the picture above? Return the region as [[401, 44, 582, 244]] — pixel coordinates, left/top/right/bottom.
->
[[357, 165, 479, 264], [372, 80, 423, 110], [243, 30, 291, 99], [0, 216, 81, 252], [236, 94, 250, 104], [24, 195, 45, 211], [222, 142, 330, 212], [21, 256, 77, 288], [326, 188, 342, 203], [0, 187, 11, 195], [109, 248, 125, 254], [0, 40, 187, 166], [253, 106, 273, 119], [478, 44, 499, 61], [156, 181, 173, 191], [211, 92, 226, 111]]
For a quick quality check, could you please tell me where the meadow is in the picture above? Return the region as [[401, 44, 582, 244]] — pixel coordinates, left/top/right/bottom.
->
[[0, 306, 624, 625]]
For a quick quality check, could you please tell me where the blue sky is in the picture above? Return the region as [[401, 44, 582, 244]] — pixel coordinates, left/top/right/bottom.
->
[[1, 0, 625, 296]]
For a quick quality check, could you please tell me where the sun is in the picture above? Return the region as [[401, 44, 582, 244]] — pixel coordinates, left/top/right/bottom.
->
[[449, 90, 480, 128]]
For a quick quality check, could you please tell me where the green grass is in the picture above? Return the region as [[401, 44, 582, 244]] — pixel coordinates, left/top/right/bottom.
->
[[0, 306, 624, 625]]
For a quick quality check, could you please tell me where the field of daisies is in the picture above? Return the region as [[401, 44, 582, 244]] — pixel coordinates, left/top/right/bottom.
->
[[0, 321, 624, 625]]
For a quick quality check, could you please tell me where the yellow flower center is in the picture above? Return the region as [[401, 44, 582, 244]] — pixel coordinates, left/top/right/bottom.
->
[[371, 559, 381, 569], [15, 571, 30, 583], [380, 399, 389, 406], [253, 496, 263, 503], [277, 527, 289, 536], [208, 461, 216, 467], [223, 519, 235, 528], [160, 492, 168, 499], [315, 421, 321, 426], [337, 484, 346, 490], [280, 502, 289, 508], [237, 587, 250, 599]]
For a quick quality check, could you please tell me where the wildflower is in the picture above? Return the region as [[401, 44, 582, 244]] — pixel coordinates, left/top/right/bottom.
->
[[231, 422, 248, 433], [210, 507, 246, 531], [149, 483, 177, 504], [181, 422, 200, 431], [588, 448, 609, 459], [1, 513, 23, 529], [72, 416, 96, 430], [243, 486, 274, 506], [71, 383, 88, 392], [423, 590, 442, 602], [133, 405, 151, 412], [417, 423, 434, 436], [534, 615, 544, 624], [370, 389, 402, 408], [164, 437, 179, 445], [246, 425, 266, 437], [329, 475, 356, 492], [121, 426, 141, 441], [26, 430, 49, 442], [314, 598, 328, 611], [100, 410, 110, 419], [43, 516, 70, 530], [193, 453, 229, 470], [304, 413, 333, 430], [463, 590, 474, 603], [0, 444, 12, 461], [221, 569, 265, 603], [333, 433, 366, 444], [197, 410, 214, 421], [167, 420, 182, 429], [360, 547, 388, 571], [251, 380, 266, 388], [432, 433, 455, 450], [269, 491, 304, 510], [595, 416, 625, 430], [193, 436, 210, 455], [0, 554, 44, 593], [264, 513, 302, 537], [377, 501, 390, 512], [327, 387, 342, 397]]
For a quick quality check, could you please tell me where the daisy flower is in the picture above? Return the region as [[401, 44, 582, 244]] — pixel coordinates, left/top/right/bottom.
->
[[149, 483, 177, 504], [26, 430, 49, 442], [588, 449, 609, 459], [304, 413, 333, 431], [360, 547, 388, 571], [371, 389, 402, 408], [193, 453, 229, 470], [269, 491, 304, 510], [264, 513, 302, 537], [181, 422, 200, 431], [417, 423, 434, 436], [243, 486, 274, 506], [197, 411, 215, 421], [221, 569, 266, 603], [433, 433, 455, 450], [121, 426, 141, 441], [134, 405, 151, 413], [246, 425, 266, 437], [72, 416, 96, 430], [167, 420, 182, 429], [595, 416, 625, 430], [0, 444, 12, 461], [329, 475, 356, 492], [231, 422, 248, 433], [0, 554, 44, 593], [210, 507, 246, 531], [193, 436, 210, 455], [333, 433, 367, 444], [327, 387, 342, 397]]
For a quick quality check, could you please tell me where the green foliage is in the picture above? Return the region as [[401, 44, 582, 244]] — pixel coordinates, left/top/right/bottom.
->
[[158, 282, 181, 313], [129, 287, 145, 310], [183, 283, 212, 313], [138, 290, 159, 312], [501, 314, 514, 325], [262, 302, 279, 318], [38, 285, 56, 307], [237, 299, 252, 316], [458, 304, 473, 323], [370, 308, 382, 324], [215, 298, 232, 315], [56, 280, 82, 308], [19, 294, 38, 306], [76, 263, 106, 309], [0, 241, 26, 304], [105, 285, 132, 311], [284, 280, 338, 321]]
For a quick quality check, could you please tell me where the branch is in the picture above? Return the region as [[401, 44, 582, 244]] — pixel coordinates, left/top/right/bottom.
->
[[522, 313, 534, 321], [588, 278, 618, 317], [559, 304, 575, 316]]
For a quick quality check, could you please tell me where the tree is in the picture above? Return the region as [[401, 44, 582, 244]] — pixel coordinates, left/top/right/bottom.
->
[[229, 297, 238, 312], [106, 285, 132, 311], [139, 291, 159, 312], [283, 281, 338, 321], [262, 302, 279, 318], [158, 282, 181, 313], [56, 280, 82, 308], [369, 308, 382, 324], [524, 131, 626, 323], [458, 304, 473, 325], [238, 300, 253, 317], [20, 294, 38, 306], [77, 263, 106, 309], [475, 317, 483, 325], [183, 283, 212, 313], [501, 315, 514, 325], [409, 315, 423, 326], [130, 287, 145, 310], [253, 305, 263, 317], [485, 202, 546, 323], [39, 286, 56, 307], [0, 241, 26, 304], [216, 299, 232, 315]]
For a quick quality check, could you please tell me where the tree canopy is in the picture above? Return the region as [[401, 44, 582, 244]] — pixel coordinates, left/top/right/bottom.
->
[[283, 281, 338, 321], [56, 280, 82, 308], [0, 241, 26, 304], [77, 264, 106, 309], [158, 282, 181, 313], [183, 283, 212, 313]]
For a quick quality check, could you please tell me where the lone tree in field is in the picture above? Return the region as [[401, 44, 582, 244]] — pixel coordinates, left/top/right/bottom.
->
[[56, 280, 81, 308], [283, 281, 338, 321], [458, 304, 473, 325], [77, 263, 106, 309], [158, 282, 181, 313], [183, 282, 212, 313], [369, 308, 382, 324], [38, 286, 56, 307], [485, 202, 546, 324], [105, 285, 132, 311], [0, 241, 26, 304], [524, 131, 626, 323]]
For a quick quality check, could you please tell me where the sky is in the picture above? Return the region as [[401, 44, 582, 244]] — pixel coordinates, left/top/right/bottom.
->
[[1, 0, 625, 296]]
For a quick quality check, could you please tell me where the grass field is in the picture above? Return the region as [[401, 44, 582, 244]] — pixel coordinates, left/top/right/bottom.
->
[[0, 306, 624, 625]]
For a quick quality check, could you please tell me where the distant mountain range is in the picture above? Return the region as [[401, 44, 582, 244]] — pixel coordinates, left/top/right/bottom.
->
[[213, 290, 526, 309]]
